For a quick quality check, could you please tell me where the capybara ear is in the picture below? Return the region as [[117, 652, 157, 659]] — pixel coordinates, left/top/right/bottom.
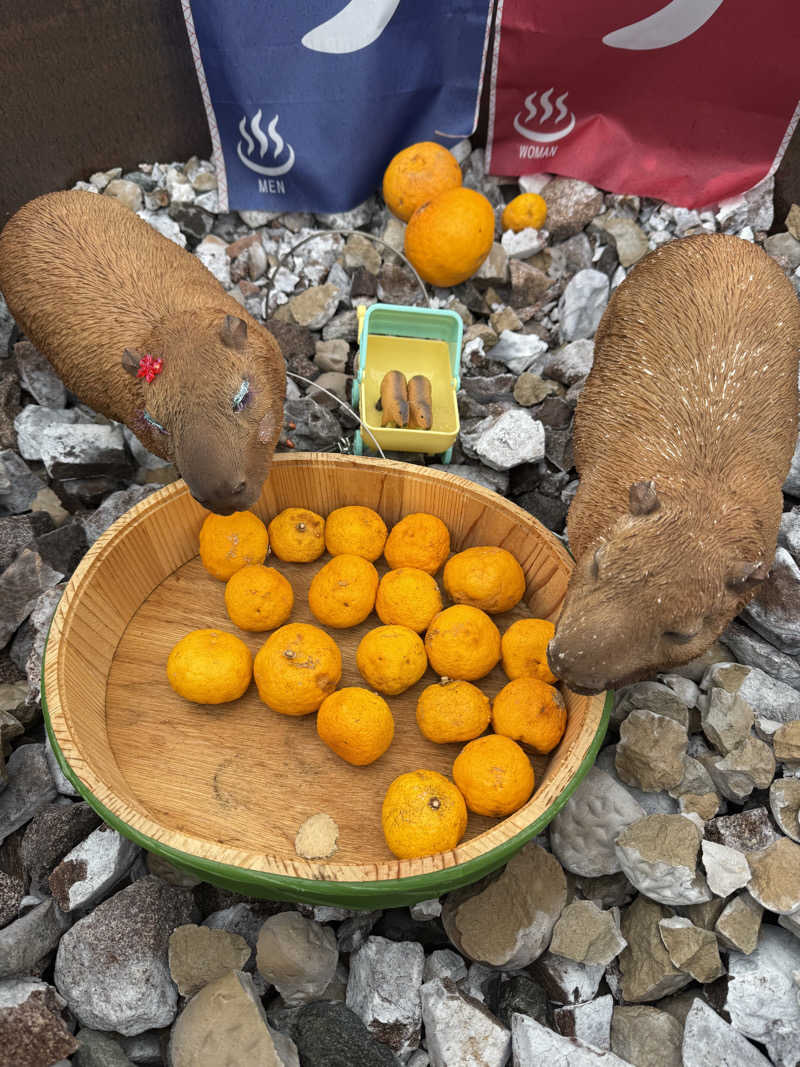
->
[[629, 480, 660, 516], [726, 560, 771, 590], [220, 315, 248, 351], [121, 348, 145, 376]]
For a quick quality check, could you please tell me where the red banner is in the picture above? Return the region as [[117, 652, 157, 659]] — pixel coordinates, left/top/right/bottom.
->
[[487, 0, 800, 209]]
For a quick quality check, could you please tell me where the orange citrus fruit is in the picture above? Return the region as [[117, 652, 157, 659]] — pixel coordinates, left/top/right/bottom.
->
[[324, 506, 388, 561], [167, 629, 252, 704], [404, 187, 495, 287], [224, 564, 294, 632], [198, 511, 268, 581], [492, 676, 567, 754], [382, 770, 467, 859], [317, 687, 395, 766], [268, 508, 325, 563], [443, 546, 526, 615], [254, 623, 342, 715], [308, 554, 379, 629], [416, 680, 491, 744], [356, 624, 428, 696], [375, 567, 443, 633], [501, 618, 557, 683], [453, 735, 535, 817], [382, 141, 463, 222], [384, 513, 450, 575], [502, 193, 547, 233], [425, 605, 501, 681]]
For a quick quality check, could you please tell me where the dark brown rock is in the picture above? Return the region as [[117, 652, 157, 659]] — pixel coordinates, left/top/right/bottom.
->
[[0, 868, 23, 928], [0, 988, 78, 1067], [20, 801, 101, 892]]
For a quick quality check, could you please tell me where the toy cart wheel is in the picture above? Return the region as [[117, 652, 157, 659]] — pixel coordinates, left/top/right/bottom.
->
[[351, 381, 360, 408], [439, 447, 454, 465], [353, 430, 364, 456]]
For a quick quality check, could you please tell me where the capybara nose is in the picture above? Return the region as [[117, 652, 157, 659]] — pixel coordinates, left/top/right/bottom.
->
[[231, 480, 247, 495]]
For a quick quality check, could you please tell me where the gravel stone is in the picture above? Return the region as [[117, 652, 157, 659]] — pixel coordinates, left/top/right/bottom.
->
[[618, 895, 691, 1002], [682, 997, 771, 1067], [461, 409, 546, 471], [0, 547, 63, 648], [81, 485, 161, 546], [257, 911, 338, 1006], [290, 1000, 401, 1066], [705, 806, 778, 851], [553, 995, 613, 1050], [746, 836, 800, 914], [559, 270, 609, 342], [0, 744, 57, 845], [714, 892, 763, 954], [741, 547, 800, 654], [0, 451, 45, 516], [529, 951, 605, 1005], [0, 983, 78, 1066], [15, 341, 68, 409], [495, 974, 548, 1028], [769, 777, 800, 841], [701, 688, 754, 754], [511, 1013, 633, 1066], [700, 839, 750, 897], [485, 330, 549, 375], [74, 1027, 136, 1066], [49, 824, 140, 912], [346, 936, 424, 1057], [702, 662, 800, 722], [548, 900, 626, 965], [0, 896, 71, 978], [420, 977, 510, 1067], [657, 916, 723, 982], [550, 767, 645, 876], [615, 814, 711, 906], [610, 1005, 683, 1067], [593, 215, 650, 267], [616, 710, 687, 792], [542, 178, 605, 241], [20, 801, 101, 893]]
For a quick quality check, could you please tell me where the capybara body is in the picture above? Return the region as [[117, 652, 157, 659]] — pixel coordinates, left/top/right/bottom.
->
[[0, 190, 286, 514], [548, 233, 800, 693]]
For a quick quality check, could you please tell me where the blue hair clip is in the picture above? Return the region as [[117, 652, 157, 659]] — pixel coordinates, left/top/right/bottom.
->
[[233, 379, 250, 411], [143, 410, 168, 434]]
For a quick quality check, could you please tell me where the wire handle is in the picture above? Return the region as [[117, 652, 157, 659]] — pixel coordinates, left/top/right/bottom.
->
[[286, 371, 386, 459]]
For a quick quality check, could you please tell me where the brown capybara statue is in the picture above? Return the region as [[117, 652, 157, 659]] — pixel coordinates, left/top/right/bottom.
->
[[0, 190, 286, 515], [547, 233, 800, 694]]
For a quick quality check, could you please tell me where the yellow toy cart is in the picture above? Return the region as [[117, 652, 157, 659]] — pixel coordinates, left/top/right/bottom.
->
[[351, 302, 463, 462]]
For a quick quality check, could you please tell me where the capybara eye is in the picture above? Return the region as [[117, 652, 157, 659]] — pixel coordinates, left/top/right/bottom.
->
[[663, 630, 697, 644], [233, 380, 251, 412]]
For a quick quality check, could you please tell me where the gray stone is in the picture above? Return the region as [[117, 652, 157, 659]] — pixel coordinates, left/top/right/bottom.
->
[[170, 970, 297, 1067], [421, 977, 510, 1067], [702, 737, 775, 803], [289, 284, 340, 330], [619, 895, 692, 1002], [0, 547, 63, 648], [543, 339, 593, 386], [543, 178, 605, 241], [722, 621, 800, 690], [779, 506, 800, 563], [475, 242, 509, 285], [347, 936, 424, 1058], [553, 995, 613, 1051], [344, 233, 382, 274], [104, 179, 144, 212], [135, 210, 186, 246], [442, 842, 566, 969], [15, 341, 67, 408], [659, 673, 701, 708], [529, 951, 605, 1005], [463, 409, 546, 471], [0, 451, 45, 515], [715, 175, 774, 233], [615, 814, 711, 906], [701, 839, 750, 897], [784, 431, 800, 495], [682, 998, 771, 1067], [122, 426, 172, 471], [765, 231, 800, 269], [511, 1013, 633, 1066], [168, 923, 250, 996], [774, 719, 800, 762], [428, 463, 509, 495], [701, 688, 754, 754], [559, 270, 609, 342], [20, 800, 101, 893], [314, 338, 349, 374], [74, 1028, 135, 1067], [657, 916, 723, 982], [39, 422, 128, 479], [706, 807, 778, 852], [746, 836, 800, 914], [501, 227, 548, 259], [715, 892, 763, 954], [741, 547, 800, 654], [423, 948, 467, 986], [317, 199, 376, 230], [769, 777, 800, 841], [614, 680, 690, 728], [495, 974, 548, 1028], [54, 875, 194, 1035], [616, 710, 687, 792], [0, 897, 71, 978], [81, 485, 160, 546], [593, 215, 650, 267], [508, 259, 552, 307], [49, 823, 140, 912], [486, 330, 549, 375], [21, 584, 66, 705], [725, 925, 800, 1067], [45, 731, 80, 797], [595, 746, 680, 816], [193, 234, 231, 287], [257, 911, 338, 1006], [701, 662, 800, 722], [550, 767, 645, 876], [548, 900, 626, 965], [610, 1005, 683, 1067], [118, 1030, 165, 1065], [513, 373, 560, 407], [290, 1000, 401, 1066], [0, 744, 56, 845], [283, 396, 342, 451], [14, 405, 85, 461]]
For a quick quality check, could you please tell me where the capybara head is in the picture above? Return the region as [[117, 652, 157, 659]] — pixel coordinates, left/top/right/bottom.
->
[[124, 311, 285, 514], [547, 481, 770, 693]]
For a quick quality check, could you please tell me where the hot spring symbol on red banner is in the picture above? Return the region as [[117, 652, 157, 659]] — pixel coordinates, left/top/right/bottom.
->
[[513, 89, 575, 144], [236, 111, 296, 177]]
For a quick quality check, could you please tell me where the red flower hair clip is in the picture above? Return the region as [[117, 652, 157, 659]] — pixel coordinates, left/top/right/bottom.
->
[[137, 354, 163, 383]]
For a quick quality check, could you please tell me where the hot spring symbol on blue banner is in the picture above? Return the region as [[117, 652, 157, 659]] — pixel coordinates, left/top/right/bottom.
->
[[184, 0, 492, 212]]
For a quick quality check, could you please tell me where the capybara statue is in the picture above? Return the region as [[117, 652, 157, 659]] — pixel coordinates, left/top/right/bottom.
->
[[0, 190, 286, 515], [548, 233, 800, 694]]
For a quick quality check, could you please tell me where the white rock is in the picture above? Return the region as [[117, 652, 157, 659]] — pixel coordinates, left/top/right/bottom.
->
[[423, 949, 467, 986], [519, 174, 553, 195], [463, 409, 546, 471], [725, 925, 800, 1067], [512, 1013, 634, 1066], [421, 977, 510, 1067], [614, 814, 712, 906], [14, 406, 84, 461], [135, 209, 186, 247], [44, 732, 79, 797], [554, 994, 613, 1050], [410, 898, 442, 921], [701, 839, 751, 897], [194, 235, 232, 288], [50, 824, 139, 912], [486, 330, 549, 375], [550, 767, 645, 877], [531, 952, 605, 1005], [682, 997, 771, 1067], [701, 662, 800, 722], [256, 912, 338, 1007], [501, 227, 548, 259], [558, 269, 610, 342], [346, 936, 425, 1058]]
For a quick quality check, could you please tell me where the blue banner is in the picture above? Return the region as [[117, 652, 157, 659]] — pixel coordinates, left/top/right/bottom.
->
[[183, 0, 491, 212]]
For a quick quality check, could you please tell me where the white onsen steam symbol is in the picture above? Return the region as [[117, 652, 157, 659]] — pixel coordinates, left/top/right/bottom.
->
[[603, 0, 726, 50], [301, 0, 402, 55], [513, 89, 575, 144], [237, 111, 295, 176]]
